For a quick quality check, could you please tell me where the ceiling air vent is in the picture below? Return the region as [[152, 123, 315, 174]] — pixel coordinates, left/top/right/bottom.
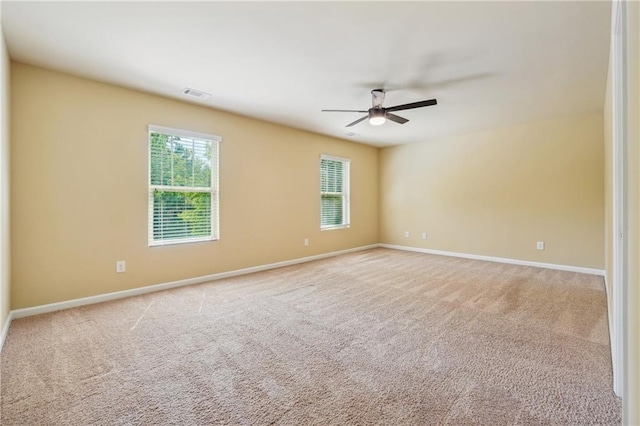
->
[[182, 88, 210, 99]]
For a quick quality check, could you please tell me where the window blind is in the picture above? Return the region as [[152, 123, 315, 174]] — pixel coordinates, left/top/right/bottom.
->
[[320, 155, 350, 229], [148, 125, 220, 246]]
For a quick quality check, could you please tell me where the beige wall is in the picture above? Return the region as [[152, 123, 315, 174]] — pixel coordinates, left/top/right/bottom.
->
[[0, 15, 10, 334], [380, 114, 605, 270], [10, 63, 379, 309]]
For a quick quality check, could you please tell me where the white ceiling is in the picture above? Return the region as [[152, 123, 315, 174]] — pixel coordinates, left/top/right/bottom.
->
[[1, 1, 611, 147]]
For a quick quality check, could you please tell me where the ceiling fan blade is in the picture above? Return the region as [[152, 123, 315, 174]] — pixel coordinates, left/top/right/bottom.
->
[[386, 113, 409, 124], [346, 115, 369, 127], [385, 99, 437, 112], [322, 109, 368, 113]]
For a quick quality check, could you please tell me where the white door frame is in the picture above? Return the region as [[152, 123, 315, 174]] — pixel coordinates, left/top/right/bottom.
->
[[611, 0, 627, 399]]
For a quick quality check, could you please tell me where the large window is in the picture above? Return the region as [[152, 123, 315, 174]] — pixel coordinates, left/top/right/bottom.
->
[[320, 154, 350, 229], [148, 125, 220, 246]]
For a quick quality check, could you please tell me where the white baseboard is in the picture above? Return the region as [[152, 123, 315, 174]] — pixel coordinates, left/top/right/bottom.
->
[[2, 242, 604, 353], [9, 244, 379, 321], [0, 311, 14, 353], [379, 244, 605, 276]]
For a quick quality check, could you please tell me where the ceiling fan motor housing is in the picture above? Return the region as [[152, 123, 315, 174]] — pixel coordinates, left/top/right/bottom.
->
[[369, 108, 386, 125], [369, 108, 385, 117]]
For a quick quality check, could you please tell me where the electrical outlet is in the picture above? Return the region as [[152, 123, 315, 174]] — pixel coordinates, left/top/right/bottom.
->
[[404, 231, 410, 238], [116, 260, 126, 273], [536, 241, 545, 250], [304, 238, 309, 247], [421, 232, 427, 240]]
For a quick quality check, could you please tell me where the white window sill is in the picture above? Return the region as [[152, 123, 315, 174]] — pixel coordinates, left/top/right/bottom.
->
[[149, 237, 218, 247], [321, 225, 350, 231]]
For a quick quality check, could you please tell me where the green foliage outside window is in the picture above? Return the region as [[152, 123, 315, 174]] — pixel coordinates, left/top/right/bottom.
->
[[320, 158, 348, 228], [150, 132, 214, 242], [321, 194, 343, 227]]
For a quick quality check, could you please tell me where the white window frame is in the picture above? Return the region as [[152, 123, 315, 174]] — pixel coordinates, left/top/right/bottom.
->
[[320, 154, 350, 230], [148, 125, 220, 247]]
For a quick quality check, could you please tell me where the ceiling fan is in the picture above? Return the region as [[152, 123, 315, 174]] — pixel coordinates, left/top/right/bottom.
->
[[322, 89, 437, 127]]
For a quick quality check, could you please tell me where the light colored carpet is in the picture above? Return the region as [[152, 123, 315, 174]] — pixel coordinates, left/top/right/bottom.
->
[[1, 248, 620, 425]]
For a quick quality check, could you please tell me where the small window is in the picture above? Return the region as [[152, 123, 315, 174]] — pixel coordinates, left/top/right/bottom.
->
[[320, 154, 350, 229], [148, 125, 220, 246]]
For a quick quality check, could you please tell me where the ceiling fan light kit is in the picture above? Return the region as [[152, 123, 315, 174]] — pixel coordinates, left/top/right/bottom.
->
[[322, 89, 437, 128], [369, 109, 386, 126]]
